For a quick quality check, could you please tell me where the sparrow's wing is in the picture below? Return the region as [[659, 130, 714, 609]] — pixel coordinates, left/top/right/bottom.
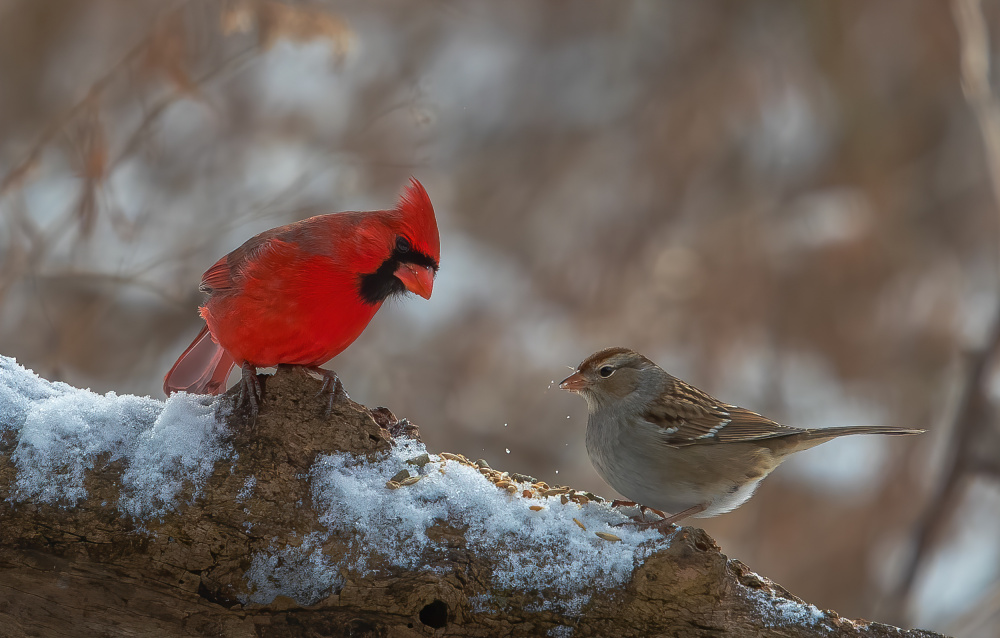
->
[[643, 378, 801, 447]]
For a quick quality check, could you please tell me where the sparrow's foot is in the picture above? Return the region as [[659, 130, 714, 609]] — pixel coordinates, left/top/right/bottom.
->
[[235, 362, 263, 425], [306, 366, 348, 415], [614, 503, 705, 533], [610, 499, 667, 521]]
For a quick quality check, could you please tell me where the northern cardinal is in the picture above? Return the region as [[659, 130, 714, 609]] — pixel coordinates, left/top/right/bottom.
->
[[561, 347, 923, 529], [164, 178, 440, 417]]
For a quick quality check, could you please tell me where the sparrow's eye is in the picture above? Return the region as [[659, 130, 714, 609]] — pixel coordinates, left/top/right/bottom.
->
[[396, 236, 411, 253], [599, 366, 615, 378]]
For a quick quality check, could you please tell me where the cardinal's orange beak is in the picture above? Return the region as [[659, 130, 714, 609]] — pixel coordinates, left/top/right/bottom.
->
[[395, 263, 435, 300], [559, 371, 588, 392]]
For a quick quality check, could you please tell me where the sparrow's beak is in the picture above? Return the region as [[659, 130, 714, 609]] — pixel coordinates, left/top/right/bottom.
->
[[394, 263, 435, 300], [559, 371, 588, 392]]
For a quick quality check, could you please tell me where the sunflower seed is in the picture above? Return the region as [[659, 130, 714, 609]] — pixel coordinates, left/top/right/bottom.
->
[[407, 454, 431, 467]]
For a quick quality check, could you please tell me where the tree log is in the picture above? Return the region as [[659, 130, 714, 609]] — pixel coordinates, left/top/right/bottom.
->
[[0, 364, 945, 637]]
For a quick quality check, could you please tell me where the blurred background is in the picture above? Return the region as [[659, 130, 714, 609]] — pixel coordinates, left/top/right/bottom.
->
[[1, 0, 998, 634]]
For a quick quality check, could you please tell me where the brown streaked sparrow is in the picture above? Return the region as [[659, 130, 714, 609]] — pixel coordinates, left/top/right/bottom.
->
[[560, 347, 923, 529]]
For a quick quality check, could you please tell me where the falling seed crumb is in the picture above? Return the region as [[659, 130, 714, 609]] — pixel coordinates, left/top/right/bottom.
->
[[505, 448, 510, 454], [529, 505, 544, 512], [595, 532, 621, 542], [573, 518, 586, 531]]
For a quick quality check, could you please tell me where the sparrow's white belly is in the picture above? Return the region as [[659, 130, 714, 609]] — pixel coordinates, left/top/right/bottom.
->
[[585, 415, 779, 518]]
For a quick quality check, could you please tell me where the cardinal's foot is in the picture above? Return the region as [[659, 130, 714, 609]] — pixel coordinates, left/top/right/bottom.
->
[[235, 362, 264, 424], [306, 366, 349, 415]]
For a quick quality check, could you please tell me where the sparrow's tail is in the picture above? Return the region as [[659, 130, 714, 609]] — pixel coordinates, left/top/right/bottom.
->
[[780, 425, 925, 454], [802, 425, 925, 440], [163, 324, 236, 396]]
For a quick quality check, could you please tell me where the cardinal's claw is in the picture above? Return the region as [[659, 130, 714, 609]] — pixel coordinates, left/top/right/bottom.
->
[[236, 362, 263, 425], [308, 366, 348, 415]]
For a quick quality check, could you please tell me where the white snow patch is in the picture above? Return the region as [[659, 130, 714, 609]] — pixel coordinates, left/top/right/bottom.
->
[[245, 531, 344, 605], [1, 355, 231, 517], [742, 575, 829, 630], [245, 439, 667, 612], [238, 475, 258, 502]]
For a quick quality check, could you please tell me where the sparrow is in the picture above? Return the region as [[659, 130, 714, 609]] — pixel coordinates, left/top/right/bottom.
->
[[560, 346, 923, 528], [164, 178, 440, 419]]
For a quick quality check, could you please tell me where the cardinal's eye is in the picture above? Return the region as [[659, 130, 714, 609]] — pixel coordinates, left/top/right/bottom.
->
[[599, 366, 614, 378], [396, 236, 411, 253]]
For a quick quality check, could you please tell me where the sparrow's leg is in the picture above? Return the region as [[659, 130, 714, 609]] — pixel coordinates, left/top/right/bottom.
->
[[615, 503, 706, 532], [611, 500, 668, 521], [655, 503, 707, 527], [235, 362, 263, 424]]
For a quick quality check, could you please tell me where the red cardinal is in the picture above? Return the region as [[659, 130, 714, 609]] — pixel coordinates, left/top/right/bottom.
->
[[163, 178, 440, 416]]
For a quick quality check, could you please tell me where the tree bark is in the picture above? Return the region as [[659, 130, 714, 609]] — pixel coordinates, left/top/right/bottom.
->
[[0, 368, 945, 637]]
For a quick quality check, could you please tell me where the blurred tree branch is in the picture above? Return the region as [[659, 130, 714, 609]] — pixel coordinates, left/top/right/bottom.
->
[[893, 0, 1000, 623], [0, 0, 192, 198]]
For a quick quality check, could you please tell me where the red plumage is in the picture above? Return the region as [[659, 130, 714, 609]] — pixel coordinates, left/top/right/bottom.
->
[[164, 178, 440, 398]]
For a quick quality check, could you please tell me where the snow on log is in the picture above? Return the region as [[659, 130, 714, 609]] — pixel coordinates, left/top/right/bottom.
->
[[0, 356, 945, 637]]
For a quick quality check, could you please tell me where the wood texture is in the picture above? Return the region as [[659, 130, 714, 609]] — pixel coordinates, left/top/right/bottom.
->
[[0, 368, 946, 637]]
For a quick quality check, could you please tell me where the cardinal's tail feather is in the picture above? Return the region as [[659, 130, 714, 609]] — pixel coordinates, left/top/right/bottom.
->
[[163, 324, 236, 396]]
